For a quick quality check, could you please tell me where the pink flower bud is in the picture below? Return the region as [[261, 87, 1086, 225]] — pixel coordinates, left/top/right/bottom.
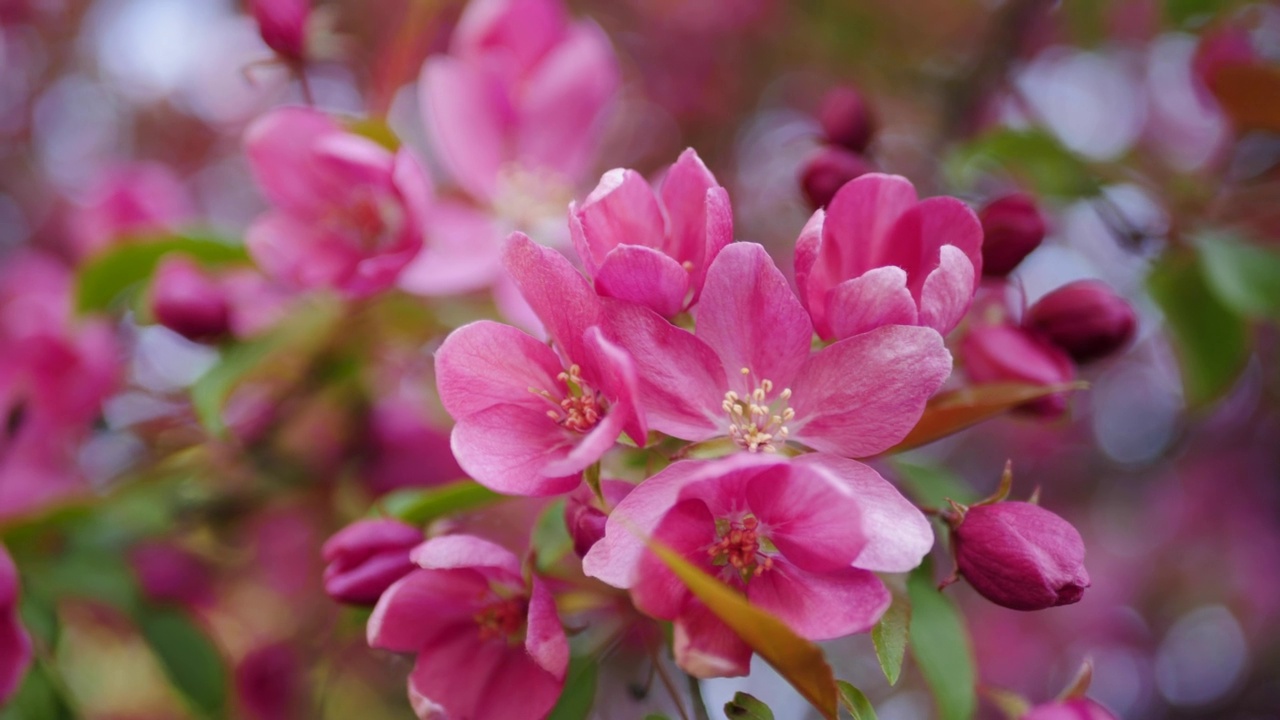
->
[[979, 193, 1046, 277], [250, 0, 310, 62], [952, 502, 1090, 611], [150, 256, 231, 342], [818, 85, 876, 153], [564, 481, 633, 558], [235, 642, 301, 720], [799, 146, 875, 209], [961, 324, 1075, 417], [1026, 281, 1136, 364], [130, 542, 214, 608], [321, 519, 423, 605], [1022, 698, 1117, 720]]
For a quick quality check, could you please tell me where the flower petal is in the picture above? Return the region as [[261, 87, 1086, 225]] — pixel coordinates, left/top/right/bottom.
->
[[243, 107, 343, 213], [820, 173, 917, 282], [525, 577, 569, 680], [409, 535, 523, 584], [245, 212, 360, 290], [632, 499, 716, 620], [747, 562, 889, 639], [746, 464, 865, 573], [435, 320, 563, 419], [367, 569, 486, 652], [674, 600, 753, 678], [503, 233, 601, 364], [658, 148, 727, 277], [918, 245, 977, 335], [420, 56, 509, 203], [450, 404, 583, 496], [574, 169, 666, 271], [594, 244, 690, 318], [399, 200, 504, 296], [825, 266, 919, 340], [579, 326, 648, 447]]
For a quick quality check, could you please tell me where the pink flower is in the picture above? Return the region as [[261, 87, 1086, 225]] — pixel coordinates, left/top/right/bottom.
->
[[817, 85, 876, 153], [961, 323, 1075, 417], [435, 234, 646, 496], [418, 0, 619, 204], [69, 162, 195, 259], [149, 256, 232, 342], [130, 542, 215, 608], [1022, 698, 1117, 720], [794, 173, 984, 339], [1025, 281, 1136, 364], [235, 642, 303, 720], [0, 545, 31, 704], [364, 396, 465, 496], [368, 535, 569, 720], [978, 193, 1046, 278], [250, 0, 310, 62], [584, 453, 933, 677], [602, 242, 951, 458], [322, 518, 424, 605], [570, 149, 734, 318], [799, 146, 876, 210], [244, 107, 430, 296]]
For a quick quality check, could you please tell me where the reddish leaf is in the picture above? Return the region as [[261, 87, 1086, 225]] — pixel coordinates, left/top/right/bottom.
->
[[887, 382, 1085, 454], [1210, 64, 1280, 134]]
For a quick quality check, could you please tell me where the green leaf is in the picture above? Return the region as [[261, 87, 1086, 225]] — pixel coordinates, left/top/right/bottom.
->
[[891, 461, 978, 509], [644, 715, 673, 720], [1195, 233, 1280, 320], [30, 552, 140, 612], [887, 382, 1086, 454], [945, 130, 1098, 199], [18, 588, 60, 650], [907, 562, 976, 720], [871, 592, 910, 686], [532, 499, 573, 571], [380, 480, 504, 526], [725, 691, 775, 719], [1148, 252, 1251, 407], [546, 655, 598, 720], [136, 606, 228, 719], [75, 233, 248, 314], [0, 661, 76, 720], [836, 681, 878, 720]]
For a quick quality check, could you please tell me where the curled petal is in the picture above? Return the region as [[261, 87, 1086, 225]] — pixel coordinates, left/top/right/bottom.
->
[[503, 233, 600, 364], [825, 266, 919, 340], [409, 535, 523, 585], [820, 173, 917, 282], [367, 569, 486, 652], [918, 245, 977, 335], [575, 169, 666, 269], [674, 601, 752, 678], [594, 245, 690, 318], [525, 577, 569, 680]]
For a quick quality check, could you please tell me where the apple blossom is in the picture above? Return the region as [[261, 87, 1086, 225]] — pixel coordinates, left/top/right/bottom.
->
[[150, 256, 232, 342], [1026, 281, 1137, 364], [323, 519, 424, 606], [817, 85, 876, 153], [979, 193, 1047, 278], [961, 323, 1075, 417]]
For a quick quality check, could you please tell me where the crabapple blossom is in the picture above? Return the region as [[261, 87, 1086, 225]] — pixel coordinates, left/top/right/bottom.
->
[[799, 145, 875, 210], [961, 323, 1075, 417], [0, 545, 30, 704], [149, 256, 232, 342], [69, 162, 195, 259], [1025, 281, 1137, 364], [1022, 698, 1117, 720], [794, 173, 984, 338], [979, 193, 1046, 278], [368, 535, 568, 720], [250, 0, 310, 62], [322, 519, 424, 605]]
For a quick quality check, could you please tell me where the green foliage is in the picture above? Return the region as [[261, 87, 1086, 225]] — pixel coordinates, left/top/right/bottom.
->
[[891, 461, 977, 509], [871, 591, 910, 686], [907, 562, 976, 720], [946, 130, 1098, 199], [1195, 233, 1280, 320], [380, 480, 504, 526], [0, 661, 77, 720], [74, 233, 248, 314], [546, 655, 599, 720], [136, 606, 229, 719], [836, 681, 878, 720], [532, 499, 573, 571], [725, 691, 775, 719]]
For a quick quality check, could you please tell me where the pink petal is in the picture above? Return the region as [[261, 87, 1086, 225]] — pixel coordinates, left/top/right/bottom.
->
[[579, 326, 648, 447], [392, 147, 436, 239], [243, 107, 343, 213], [889, 196, 984, 289], [695, 243, 812, 391], [311, 133, 397, 191], [515, 21, 619, 185], [599, 300, 725, 441], [657, 148, 729, 282], [574, 169, 666, 272], [503, 233, 601, 364], [747, 562, 889, 639], [790, 325, 952, 457], [539, 397, 627, 477], [825, 266, 919, 340], [595, 245, 691, 318], [245, 212, 360, 290], [918, 245, 977, 335], [451, 0, 568, 68], [632, 499, 716, 621], [420, 56, 510, 203], [746, 465, 865, 573], [820, 173, 917, 282], [793, 208, 825, 313], [525, 577, 569, 680], [696, 186, 734, 301], [434, 320, 564, 419], [674, 601, 752, 678], [398, 201, 504, 296], [367, 569, 486, 652], [409, 535, 523, 585], [450, 404, 583, 496], [793, 454, 934, 572]]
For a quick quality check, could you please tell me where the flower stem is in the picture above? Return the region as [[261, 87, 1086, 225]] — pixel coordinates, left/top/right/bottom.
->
[[687, 673, 712, 720]]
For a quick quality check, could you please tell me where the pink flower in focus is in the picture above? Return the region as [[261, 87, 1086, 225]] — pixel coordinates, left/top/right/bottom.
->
[[570, 149, 734, 318], [250, 0, 310, 62], [435, 234, 646, 496], [961, 323, 1075, 417], [0, 546, 31, 704], [368, 535, 569, 720], [584, 453, 932, 677], [69, 162, 196, 259], [1023, 698, 1117, 720], [244, 107, 430, 296], [322, 518, 423, 605], [603, 242, 951, 458], [794, 173, 984, 339]]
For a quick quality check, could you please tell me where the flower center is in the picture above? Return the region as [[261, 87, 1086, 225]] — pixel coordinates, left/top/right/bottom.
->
[[474, 596, 527, 642], [708, 515, 774, 584], [723, 368, 794, 453], [332, 189, 404, 253], [531, 364, 607, 434]]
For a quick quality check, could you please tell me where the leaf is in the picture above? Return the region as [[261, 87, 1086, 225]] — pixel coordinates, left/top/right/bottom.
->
[[75, 233, 248, 314], [379, 480, 504, 526], [532, 499, 573, 571], [546, 655, 598, 720], [1195, 233, 1280, 320], [0, 661, 76, 720], [907, 562, 976, 720], [945, 130, 1098, 199], [136, 606, 228, 719], [891, 461, 978, 508], [1209, 64, 1280, 134], [644, 539, 838, 720], [871, 592, 910, 686], [887, 382, 1085, 454], [1148, 252, 1251, 407], [836, 681, 878, 720], [725, 692, 775, 720]]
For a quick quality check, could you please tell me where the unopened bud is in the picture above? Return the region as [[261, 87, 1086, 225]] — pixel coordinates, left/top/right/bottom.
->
[[251, 0, 310, 62], [564, 480, 634, 558], [150, 256, 231, 342], [321, 519, 422, 605], [1026, 281, 1136, 364], [952, 502, 1090, 611], [1022, 698, 1117, 720], [817, 85, 876, 153], [979, 193, 1046, 278], [961, 324, 1075, 417], [799, 146, 875, 210]]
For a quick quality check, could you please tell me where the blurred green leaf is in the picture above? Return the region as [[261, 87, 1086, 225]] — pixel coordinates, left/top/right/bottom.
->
[[18, 588, 60, 650], [1165, 0, 1233, 26], [871, 591, 910, 686], [546, 655, 598, 720], [725, 692, 775, 719], [1195, 233, 1280, 320], [946, 130, 1098, 199], [30, 552, 140, 612], [532, 499, 573, 572], [136, 606, 228, 719], [891, 461, 978, 509], [0, 661, 77, 720], [836, 681, 878, 720], [380, 480, 504, 526], [908, 562, 976, 720], [644, 716, 672, 720], [1148, 252, 1251, 407], [75, 233, 248, 314]]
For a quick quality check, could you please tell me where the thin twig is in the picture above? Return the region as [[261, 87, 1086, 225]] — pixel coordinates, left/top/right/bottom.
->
[[651, 645, 691, 720], [687, 673, 712, 720]]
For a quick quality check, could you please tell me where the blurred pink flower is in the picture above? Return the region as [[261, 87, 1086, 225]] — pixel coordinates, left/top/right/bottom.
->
[[435, 234, 646, 496], [602, 242, 951, 457], [1023, 698, 1117, 720], [244, 107, 430, 296], [149, 256, 232, 342], [795, 173, 984, 339], [364, 396, 465, 496], [236, 642, 303, 720], [817, 85, 876, 154], [979, 193, 1046, 278], [368, 535, 568, 720], [250, 0, 310, 62], [570, 149, 733, 318], [961, 323, 1075, 417], [322, 518, 423, 606], [798, 145, 876, 210], [69, 162, 196, 259], [0, 546, 30, 704], [585, 453, 931, 677], [130, 542, 215, 608]]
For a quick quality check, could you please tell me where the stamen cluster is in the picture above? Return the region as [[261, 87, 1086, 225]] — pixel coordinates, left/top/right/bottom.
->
[[723, 368, 794, 453]]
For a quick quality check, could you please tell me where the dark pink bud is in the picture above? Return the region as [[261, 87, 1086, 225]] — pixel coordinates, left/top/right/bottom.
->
[[799, 146, 876, 210], [961, 324, 1075, 417], [979, 193, 1046, 277], [1026, 281, 1136, 364], [130, 542, 214, 608], [321, 519, 422, 605], [251, 0, 310, 62], [150, 256, 231, 342], [564, 481, 634, 558], [1022, 698, 1117, 720], [235, 642, 301, 720], [953, 502, 1090, 611], [817, 85, 876, 153]]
